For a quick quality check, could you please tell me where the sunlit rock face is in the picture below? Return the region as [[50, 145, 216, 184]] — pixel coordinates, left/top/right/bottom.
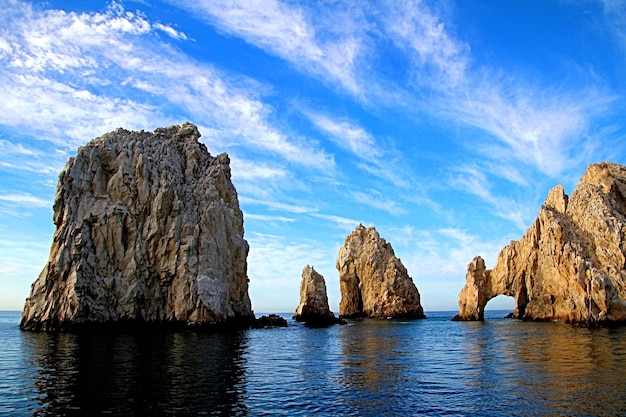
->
[[337, 224, 426, 319], [455, 162, 626, 326], [293, 265, 343, 327], [20, 123, 254, 331]]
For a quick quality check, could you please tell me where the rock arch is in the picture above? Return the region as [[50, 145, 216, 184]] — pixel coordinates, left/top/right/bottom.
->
[[455, 256, 528, 321], [454, 163, 626, 326]]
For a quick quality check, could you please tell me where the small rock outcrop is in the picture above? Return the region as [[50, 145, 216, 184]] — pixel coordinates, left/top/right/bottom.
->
[[253, 314, 288, 328], [455, 162, 626, 326], [293, 265, 344, 327], [336, 225, 426, 319], [20, 123, 255, 331]]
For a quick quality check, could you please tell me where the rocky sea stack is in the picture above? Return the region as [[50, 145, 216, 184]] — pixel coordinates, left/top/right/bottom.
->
[[293, 265, 344, 327], [20, 123, 254, 331], [337, 225, 426, 319], [455, 162, 626, 326]]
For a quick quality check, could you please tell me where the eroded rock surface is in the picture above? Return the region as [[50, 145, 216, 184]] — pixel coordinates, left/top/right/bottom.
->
[[455, 162, 626, 326], [337, 225, 426, 319], [21, 123, 254, 331], [293, 265, 343, 327]]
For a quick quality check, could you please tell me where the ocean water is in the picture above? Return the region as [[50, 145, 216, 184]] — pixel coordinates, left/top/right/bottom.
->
[[1, 310, 626, 416]]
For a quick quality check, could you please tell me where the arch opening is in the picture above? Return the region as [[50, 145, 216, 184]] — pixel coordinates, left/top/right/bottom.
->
[[484, 295, 515, 319]]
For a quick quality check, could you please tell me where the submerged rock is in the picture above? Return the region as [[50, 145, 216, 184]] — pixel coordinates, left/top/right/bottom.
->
[[455, 162, 626, 327], [336, 224, 426, 319], [293, 265, 344, 327], [21, 123, 254, 331]]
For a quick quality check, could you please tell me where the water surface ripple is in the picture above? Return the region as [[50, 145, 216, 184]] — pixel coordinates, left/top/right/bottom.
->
[[1, 311, 625, 416]]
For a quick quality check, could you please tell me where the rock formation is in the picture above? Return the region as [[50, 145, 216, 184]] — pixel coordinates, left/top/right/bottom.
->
[[336, 224, 426, 319], [293, 265, 343, 327], [20, 123, 255, 331], [253, 314, 288, 328], [455, 162, 626, 326]]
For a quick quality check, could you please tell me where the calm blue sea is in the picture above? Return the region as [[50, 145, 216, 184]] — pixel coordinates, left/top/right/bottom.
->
[[1, 310, 626, 416]]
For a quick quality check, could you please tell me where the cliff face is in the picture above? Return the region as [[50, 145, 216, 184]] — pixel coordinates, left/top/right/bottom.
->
[[456, 162, 626, 326], [336, 225, 426, 319], [293, 265, 342, 327], [21, 123, 254, 331]]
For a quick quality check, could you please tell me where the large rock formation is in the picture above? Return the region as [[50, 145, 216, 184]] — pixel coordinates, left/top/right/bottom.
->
[[20, 123, 255, 331], [455, 162, 626, 326], [336, 225, 426, 319], [293, 265, 343, 327]]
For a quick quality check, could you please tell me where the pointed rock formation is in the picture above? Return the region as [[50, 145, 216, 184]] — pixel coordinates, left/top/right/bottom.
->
[[293, 265, 343, 327], [336, 225, 426, 319], [455, 162, 626, 326], [20, 123, 254, 331]]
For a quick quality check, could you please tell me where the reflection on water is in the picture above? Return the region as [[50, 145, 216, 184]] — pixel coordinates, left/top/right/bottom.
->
[[459, 317, 626, 416], [502, 322, 626, 416], [339, 320, 412, 415], [21, 329, 249, 415], [2, 311, 626, 416]]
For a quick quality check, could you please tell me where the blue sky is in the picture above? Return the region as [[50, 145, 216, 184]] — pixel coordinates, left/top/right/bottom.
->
[[1, 0, 625, 313]]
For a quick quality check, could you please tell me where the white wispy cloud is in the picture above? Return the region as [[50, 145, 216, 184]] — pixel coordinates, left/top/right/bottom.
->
[[229, 156, 289, 181], [381, 1, 613, 179], [306, 111, 381, 159], [152, 22, 188, 40], [0, 140, 39, 157], [240, 196, 361, 231], [0, 139, 64, 174], [351, 190, 405, 216], [243, 213, 295, 223], [446, 82, 615, 177], [0, 161, 60, 175], [448, 166, 535, 229], [0, 193, 50, 208], [239, 196, 316, 214], [602, 0, 626, 52], [309, 213, 362, 231], [171, 0, 614, 187], [165, 0, 363, 95], [0, 1, 333, 170], [304, 109, 412, 188], [0, 239, 48, 275], [381, 0, 470, 88], [355, 160, 412, 189]]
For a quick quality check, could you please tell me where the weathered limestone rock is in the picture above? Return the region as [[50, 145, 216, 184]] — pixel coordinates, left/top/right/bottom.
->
[[337, 224, 426, 319], [455, 162, 626, 326], [20, 123, 254, 331], [293, 265, 343, 327]]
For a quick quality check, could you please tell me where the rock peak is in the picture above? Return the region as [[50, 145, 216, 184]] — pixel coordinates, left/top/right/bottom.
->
[[21, 123, 254, 331], [543, 184, 568, 213], [293, 265, 343, 327], [337, 225, 425, 319], [580, 161, 626, 193]]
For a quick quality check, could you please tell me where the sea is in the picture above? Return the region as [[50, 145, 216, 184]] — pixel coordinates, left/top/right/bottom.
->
[[1, 310, 626, 417]]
